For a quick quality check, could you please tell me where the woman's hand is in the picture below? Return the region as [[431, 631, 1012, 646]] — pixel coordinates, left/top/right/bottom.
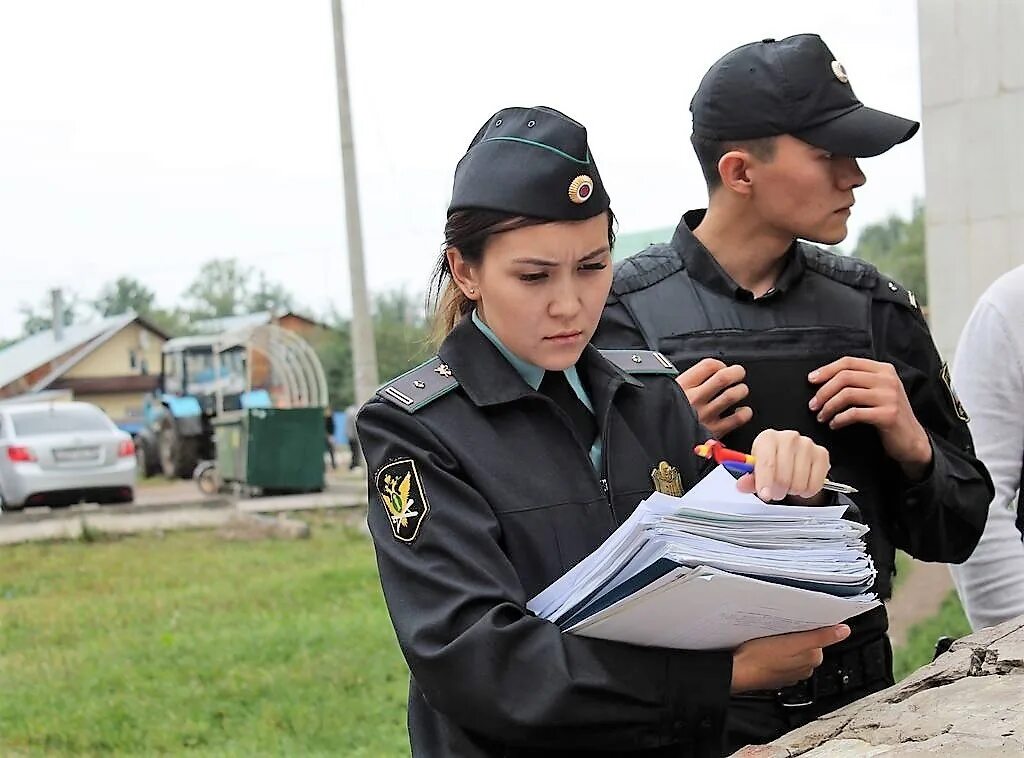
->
[[731, 624, 850, 693], [736, 429, 830, 502]]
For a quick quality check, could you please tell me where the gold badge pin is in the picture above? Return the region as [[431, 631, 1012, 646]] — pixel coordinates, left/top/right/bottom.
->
[[831, 60, 849, 84], [651, 461, 683, 497], [568, 175, 594, 204], [376, 458, 431, 543]]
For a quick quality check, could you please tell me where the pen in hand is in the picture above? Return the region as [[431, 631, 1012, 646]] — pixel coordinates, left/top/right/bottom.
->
[[693, 439, 858, 495]]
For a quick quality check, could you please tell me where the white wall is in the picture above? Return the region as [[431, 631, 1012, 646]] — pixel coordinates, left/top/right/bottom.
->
[[918, 0, 1024, 357]]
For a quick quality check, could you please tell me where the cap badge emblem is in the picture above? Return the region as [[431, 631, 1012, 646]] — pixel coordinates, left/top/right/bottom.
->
[[831, 60, 849, 84], [567, 175, 594, 204]]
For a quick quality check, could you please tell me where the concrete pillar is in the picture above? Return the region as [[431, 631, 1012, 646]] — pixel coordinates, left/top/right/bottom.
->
[[918, 0, 1024, 358]]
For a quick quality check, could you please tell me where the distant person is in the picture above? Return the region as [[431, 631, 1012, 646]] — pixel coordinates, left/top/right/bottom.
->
[[324, 406, 337, 470], [949, 265, 1024, 630], [344, 404, 361, 470]]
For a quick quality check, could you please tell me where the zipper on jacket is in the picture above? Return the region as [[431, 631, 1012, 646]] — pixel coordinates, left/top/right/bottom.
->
[[599, 389, 617, 523]]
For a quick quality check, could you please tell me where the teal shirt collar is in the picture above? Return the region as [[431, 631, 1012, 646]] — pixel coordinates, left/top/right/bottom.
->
[[471, 310, 600, 468], [470, 311, 594, 412], [472, 310, 545, 390]]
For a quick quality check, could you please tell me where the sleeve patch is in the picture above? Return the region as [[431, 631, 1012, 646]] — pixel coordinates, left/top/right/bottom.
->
[[940, 363, 970, 423], [375, 458, 431, 543]]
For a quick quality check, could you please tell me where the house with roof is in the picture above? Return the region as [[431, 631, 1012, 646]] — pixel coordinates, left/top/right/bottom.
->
[[191, 310, 330, 342], [0, 312, 169, 430]]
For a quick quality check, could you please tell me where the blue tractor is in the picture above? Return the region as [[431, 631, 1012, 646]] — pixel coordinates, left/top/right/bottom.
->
[[136, 335, 268, 478], [135, 325, 328, 480]]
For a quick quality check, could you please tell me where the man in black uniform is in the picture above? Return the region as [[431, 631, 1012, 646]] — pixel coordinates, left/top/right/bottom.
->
[[595, 34, 994, 751]]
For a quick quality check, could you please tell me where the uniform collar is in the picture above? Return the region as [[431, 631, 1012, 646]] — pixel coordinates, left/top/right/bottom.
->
[[471, 310, 546, 390], [438, 316, 641, 409], [672, 208, 807, 301], [470, 310, 595, 413]]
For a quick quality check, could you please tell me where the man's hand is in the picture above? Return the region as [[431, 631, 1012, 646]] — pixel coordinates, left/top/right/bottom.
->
[[676, 358, 753, 438], [808, 356, 932, 479], [731, 624, 850, 694]]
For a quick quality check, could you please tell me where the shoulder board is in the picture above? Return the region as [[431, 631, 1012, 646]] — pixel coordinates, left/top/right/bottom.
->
[[611, 243, 684, 298], [600, 349, 677, 375], [376, 356, 459, 414], [871, 275, 924, 314], [800, 243, 879, 289], [802, 243, 922, 314]]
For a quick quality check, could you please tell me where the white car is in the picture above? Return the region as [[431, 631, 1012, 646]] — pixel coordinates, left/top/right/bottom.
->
[[0, 401, 136, 509]]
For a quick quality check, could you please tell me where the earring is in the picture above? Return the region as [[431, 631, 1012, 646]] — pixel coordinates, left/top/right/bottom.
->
[[468, 288, 476, 294]]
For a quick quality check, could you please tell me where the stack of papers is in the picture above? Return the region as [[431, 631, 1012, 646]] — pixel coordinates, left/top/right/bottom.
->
[[527, 466, 880, 651]]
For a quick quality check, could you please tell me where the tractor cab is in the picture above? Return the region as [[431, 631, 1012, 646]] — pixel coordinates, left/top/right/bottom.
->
[[158, 337, 258, 415], [137, 325, 326, 485]]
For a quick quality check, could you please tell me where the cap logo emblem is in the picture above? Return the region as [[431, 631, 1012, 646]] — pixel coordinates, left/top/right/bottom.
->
[[831, 60, 849, 84], [567, 175, 594, 204]]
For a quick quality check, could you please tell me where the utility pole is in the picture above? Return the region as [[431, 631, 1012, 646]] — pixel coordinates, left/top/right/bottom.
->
[[330, 0, 378, 404]]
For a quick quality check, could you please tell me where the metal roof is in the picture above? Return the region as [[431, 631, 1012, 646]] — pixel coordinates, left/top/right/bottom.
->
[[191, 311, 272, 334], [190, 310, 329, 335], [0, 312, 140, 391]]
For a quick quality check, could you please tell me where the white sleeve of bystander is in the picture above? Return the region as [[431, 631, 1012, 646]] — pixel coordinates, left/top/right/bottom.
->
[[949, 294, 1024, 631]]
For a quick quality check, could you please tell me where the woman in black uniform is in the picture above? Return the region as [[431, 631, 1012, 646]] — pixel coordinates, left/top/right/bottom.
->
[[357, 106, 849, 758]]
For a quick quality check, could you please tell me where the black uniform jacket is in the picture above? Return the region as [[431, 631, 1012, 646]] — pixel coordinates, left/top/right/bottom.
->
[[596, 210, 993, 606], [357, 318, 733, 757]]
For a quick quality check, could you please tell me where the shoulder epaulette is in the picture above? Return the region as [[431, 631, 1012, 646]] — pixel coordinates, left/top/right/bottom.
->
[[610, 243, 684, 298], [802, 243, 922, 314], [599, 349, 677, 375], [376, 356, 459, 413], [871, 275, 924, 314], [800, 243, 879, 289]]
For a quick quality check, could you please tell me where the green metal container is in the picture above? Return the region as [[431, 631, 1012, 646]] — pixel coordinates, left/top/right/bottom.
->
[[213, 407, 325, 493]]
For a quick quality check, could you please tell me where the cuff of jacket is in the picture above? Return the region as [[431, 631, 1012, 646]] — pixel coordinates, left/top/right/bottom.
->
[[899, 433, 942, 511], [664, 649, 732, 751]]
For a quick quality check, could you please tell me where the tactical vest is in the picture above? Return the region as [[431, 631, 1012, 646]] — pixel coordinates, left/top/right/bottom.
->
[[612, 242, 902, 598]]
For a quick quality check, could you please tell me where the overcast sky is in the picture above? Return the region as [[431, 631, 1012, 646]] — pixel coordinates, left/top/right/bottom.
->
[[0, 1, 923, 340]]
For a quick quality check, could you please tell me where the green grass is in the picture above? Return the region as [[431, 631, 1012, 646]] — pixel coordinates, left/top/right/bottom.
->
[[892, 590, 972, 681], [0, 515, 409, 756], [0, 520, 976, 754]]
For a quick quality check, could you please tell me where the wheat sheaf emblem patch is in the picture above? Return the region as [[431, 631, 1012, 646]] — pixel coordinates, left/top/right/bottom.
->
[[376, 459, 430, 542]]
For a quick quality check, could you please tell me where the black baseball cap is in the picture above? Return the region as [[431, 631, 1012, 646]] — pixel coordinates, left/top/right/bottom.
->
[[690, 34, 919, 158], [448, 106, 610, 221]]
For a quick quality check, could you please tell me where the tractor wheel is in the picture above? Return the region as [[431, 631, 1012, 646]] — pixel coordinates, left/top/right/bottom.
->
[[159, 416, 200, 479]]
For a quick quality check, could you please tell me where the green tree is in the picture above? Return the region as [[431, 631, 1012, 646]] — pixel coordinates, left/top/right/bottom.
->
[[313, 289, 429, 408], [315, 310, 354, 408], [19, 292, 79, 336], [94, 276, 157, 317], [249, 272, 295, 314], [850, 200, 927, 304], [184, 259, 254, 319], [373, 289, 430, 385], [146, 308, 192, 337]]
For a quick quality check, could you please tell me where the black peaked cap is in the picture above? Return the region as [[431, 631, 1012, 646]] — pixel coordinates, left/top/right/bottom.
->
[[690, 34, 919, 158]]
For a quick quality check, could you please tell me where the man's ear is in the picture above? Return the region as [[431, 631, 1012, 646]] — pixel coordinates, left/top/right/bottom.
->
[[446, 247, 481, 301], [717, 149, 755, 197]]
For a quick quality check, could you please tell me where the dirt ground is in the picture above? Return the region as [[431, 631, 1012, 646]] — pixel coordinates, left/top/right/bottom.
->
[[885, 559, 955, 647]]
